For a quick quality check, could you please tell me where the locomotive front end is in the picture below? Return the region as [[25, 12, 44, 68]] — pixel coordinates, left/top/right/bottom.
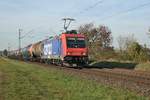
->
[[61, 32, 88, 65]]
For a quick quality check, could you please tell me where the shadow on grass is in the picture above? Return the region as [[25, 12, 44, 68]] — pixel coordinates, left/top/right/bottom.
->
[[86, 61, 137, 69]]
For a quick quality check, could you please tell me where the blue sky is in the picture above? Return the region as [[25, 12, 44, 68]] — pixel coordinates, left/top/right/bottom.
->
[[0, 0, 150, 50]]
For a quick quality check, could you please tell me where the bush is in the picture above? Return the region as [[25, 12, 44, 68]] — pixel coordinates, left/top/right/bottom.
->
[[128, 42, 141, 60], [135, 62, 150, 71], [126, 42, 149, 62]]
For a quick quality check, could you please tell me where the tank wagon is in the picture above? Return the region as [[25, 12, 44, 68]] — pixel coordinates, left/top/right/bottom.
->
[[30, 41, 43, 61], [21, 44, 32, 61]]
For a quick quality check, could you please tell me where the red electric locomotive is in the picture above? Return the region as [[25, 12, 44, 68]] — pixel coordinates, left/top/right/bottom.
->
[[60, 30, 88, 66]]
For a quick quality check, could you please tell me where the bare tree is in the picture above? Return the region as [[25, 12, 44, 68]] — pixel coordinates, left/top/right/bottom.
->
[[117, 34, 136, 52], [117, 35, 126, 52]]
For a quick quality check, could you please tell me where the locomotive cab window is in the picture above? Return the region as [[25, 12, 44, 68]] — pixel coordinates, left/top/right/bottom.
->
[[66, 37, 86, 48]]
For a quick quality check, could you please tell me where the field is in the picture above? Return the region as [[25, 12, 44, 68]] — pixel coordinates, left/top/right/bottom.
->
[[0, 58, 149, 100]]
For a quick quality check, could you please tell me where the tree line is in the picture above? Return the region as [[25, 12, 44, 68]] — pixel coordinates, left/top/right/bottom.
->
[[0, 49, 8, 57], [78, 23, 150, 62]]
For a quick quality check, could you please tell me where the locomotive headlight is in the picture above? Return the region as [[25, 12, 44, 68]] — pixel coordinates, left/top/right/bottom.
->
[[67, 52, 71, 55], [82, 52, 86, 55]]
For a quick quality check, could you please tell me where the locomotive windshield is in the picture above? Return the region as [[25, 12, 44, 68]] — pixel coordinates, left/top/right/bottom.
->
[[67, 37, 86, 48]]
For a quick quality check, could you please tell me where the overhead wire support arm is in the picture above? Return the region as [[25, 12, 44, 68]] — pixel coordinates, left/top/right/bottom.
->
[[20, 29, 34, 39], [18, 28, 34, 53]]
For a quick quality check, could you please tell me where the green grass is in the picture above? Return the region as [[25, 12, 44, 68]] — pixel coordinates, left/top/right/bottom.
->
[[0, 58, 149, 100], [135, 62, 150, 71]]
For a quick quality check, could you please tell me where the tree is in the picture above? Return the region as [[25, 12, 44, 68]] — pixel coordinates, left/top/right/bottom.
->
[[117, 35, 126, 52], [78, 23, 94, 44], [97, 25, 113, 48], [3, 49, 8, 56], [127, 42, 141, 59], [0, 51, 2, 56], [117, 34, 136, 52], [78, 23, 113, 49]]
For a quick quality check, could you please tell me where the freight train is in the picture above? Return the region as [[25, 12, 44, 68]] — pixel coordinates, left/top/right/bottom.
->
[[9, 30, 88, 67]]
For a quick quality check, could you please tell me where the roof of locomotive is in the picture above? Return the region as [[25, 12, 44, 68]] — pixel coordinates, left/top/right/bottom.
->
[[60, 30, 85, 38], [61, 33, 85, 38]]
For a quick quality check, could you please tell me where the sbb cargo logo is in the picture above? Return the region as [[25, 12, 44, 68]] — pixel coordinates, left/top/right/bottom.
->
[[43, 43, 52, 56]]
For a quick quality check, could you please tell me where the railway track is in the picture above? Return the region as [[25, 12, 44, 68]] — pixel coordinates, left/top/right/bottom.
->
[[62, 67, 150, 96], [18, 60, 150, 97], [89, 68, 150, 85]]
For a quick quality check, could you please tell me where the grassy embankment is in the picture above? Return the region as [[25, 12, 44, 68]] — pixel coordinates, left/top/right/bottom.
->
[[0, 57, 149, 100]]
